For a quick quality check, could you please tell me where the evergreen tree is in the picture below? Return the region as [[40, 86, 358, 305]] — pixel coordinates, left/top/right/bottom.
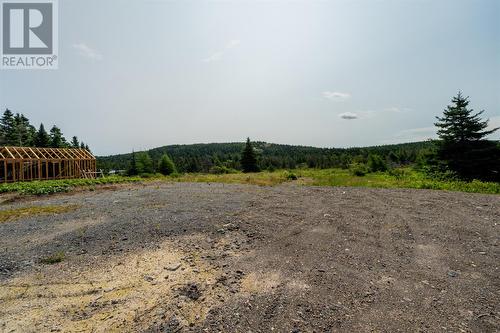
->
[[128, 151, 139, 176], [367, 154, 388, 172], [71, 136, 79, 148], [435, 92, 498, 143], [34, 124, 51, 147], [240, 138, 259, 173], [85, 144, 90, 152], [12, 113, 33, 146], [158, 154, 177, 175], [136, 152, 154, 174], [434, 92, 500, 181], [0, 109, 15, 145], [49, 125, 67, 148], [80, 142, 86, 149]]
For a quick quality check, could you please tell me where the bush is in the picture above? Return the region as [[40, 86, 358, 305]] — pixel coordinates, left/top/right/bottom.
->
[[284, 172, 298, 180], [158, 154, 177, 175], [209, 166, 238, 174], [367, 154, 388, 172], [40, 251, 65, 264], [350, 164, 368, 176], [388, 168, 407, 180], [139, 173, 159, 178]]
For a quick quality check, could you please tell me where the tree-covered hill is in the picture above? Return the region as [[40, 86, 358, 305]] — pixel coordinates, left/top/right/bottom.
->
[[97, 141, 433, 173]]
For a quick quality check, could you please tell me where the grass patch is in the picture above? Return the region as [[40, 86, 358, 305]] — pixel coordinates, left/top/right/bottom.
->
[[293, 168, 500, 194], [0, 169, 497, 196], [169, 171, 289, 186], [40, 251, 65, 264], [0, 205, 79, 223], [0, 176, 143, 196]]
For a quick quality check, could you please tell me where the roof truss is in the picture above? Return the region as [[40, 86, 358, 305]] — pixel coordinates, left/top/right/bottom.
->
[[0, 147, 95, 160]]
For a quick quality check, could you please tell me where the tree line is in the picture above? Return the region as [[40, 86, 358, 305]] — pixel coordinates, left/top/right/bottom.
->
[[98, 92, 499, 182], [0, 109, 91, 151], [98, 140, 430, 175]]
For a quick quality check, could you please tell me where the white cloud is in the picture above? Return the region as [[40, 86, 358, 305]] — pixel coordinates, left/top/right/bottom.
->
[[392, 126, 436, 142], [384, 106, 411, 113], [226, 39, 241, 49], [203, 39, 241, 63], [339, 112, 358, 120], [73, 43, 102, 61], [323, 91, 351, 101]]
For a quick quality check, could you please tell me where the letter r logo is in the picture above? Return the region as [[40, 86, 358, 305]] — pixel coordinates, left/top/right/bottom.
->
[[2, 2, 53, 54]]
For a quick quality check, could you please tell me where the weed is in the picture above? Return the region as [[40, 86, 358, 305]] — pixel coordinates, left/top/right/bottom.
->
[[40, 251, 65, 264], [0, 205, 79, 223]]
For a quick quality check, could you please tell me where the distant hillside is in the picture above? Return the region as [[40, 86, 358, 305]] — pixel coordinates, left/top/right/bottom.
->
[[97, 141, 433, 173]]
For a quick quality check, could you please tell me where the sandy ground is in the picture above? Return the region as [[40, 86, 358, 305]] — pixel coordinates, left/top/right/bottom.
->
[[0, 182, 498, 332]]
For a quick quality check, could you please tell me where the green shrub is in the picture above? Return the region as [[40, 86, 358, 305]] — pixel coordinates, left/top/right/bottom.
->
[[158, 154, 177, 175], [367, 154, 388, 172], [388, 168, 407, 180], [350, 164, 368, 177], [209, 166, 238, 174], [40, 251, 65, 264]]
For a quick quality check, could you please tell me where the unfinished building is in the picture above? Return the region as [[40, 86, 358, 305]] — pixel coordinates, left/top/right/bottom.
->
[[0, 146, 96, 182]]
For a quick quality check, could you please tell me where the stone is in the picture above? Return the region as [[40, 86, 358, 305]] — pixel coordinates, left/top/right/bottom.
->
[[165, 263, 181, 271]]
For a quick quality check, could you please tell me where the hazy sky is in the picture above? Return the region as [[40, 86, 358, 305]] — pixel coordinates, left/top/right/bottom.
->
[[1, 0, 499, 156]]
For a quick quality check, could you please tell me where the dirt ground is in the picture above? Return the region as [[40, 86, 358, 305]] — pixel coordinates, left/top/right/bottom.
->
[[0, 182, 498, 333]]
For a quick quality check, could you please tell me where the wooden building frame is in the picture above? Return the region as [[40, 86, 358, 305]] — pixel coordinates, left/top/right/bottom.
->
[[0, 146, 96, 183]]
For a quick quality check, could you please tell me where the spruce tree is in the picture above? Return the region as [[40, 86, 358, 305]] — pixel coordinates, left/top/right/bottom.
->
[[136, 152, 154, 174], [158, 154, 177, 175], [0, 109, 15, 145], [49, 125, 67, 148], [128, 151, 139, 176], [34, 124, 51, 147], [71, 136, 79, 148], [240, 138, 259, 173], [12, 113, 32, 146], [434, 92, 499, 181]]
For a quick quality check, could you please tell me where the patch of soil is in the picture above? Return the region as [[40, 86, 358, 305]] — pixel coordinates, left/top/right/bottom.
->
[[0, 182, 498, 332]]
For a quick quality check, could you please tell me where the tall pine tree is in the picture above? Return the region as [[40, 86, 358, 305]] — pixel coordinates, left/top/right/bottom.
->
[[128, 151, 139, 176], [434, 92, 499, 181], [49, 126, 67, 148], [71, 136, 79, 148], [0, 109, 15, 145], [240, 138, 259, 173], [158, 154, 177, 175], [34, 124, 51, 147]]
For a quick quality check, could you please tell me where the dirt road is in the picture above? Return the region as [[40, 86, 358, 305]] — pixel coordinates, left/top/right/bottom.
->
[[0, 182, 498, 332]]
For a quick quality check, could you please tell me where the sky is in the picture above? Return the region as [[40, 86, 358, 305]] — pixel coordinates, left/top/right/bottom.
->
[[1, 0, 499, 156]]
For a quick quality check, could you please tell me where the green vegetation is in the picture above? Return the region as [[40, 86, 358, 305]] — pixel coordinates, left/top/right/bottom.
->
[[168, 168, 499, 194], [433, 93, 499, 181], [127, 151, 156, 176], [158, 154, 177, 175], [0, 176, 142, 195], [296, 168, 500, 194], [0, 205, 79, 223], [40, 251, 65, 264], [241, 138, 259, 173], [98, 140, 430, 174], [0, 168, 497, 196]]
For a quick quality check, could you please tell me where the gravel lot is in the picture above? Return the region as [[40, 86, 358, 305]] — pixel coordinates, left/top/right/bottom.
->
[[0, 182, 498, 332]]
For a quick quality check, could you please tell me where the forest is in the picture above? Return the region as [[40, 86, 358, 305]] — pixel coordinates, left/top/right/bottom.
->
[[97, 141, 431, 174]]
